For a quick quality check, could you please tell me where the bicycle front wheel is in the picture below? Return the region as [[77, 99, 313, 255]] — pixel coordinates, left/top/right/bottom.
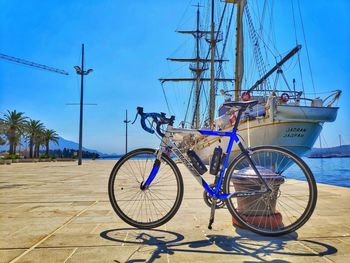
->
[[224, 146, 317, 236], [108, 148, 183, 229]]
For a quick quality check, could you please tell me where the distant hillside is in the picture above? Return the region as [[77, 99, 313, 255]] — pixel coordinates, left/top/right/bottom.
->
[[0, 136, 104, 155], [306, 145, 350, 158]]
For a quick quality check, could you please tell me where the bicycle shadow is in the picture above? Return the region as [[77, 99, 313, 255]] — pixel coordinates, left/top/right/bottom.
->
[[100, 228, 337, 263]]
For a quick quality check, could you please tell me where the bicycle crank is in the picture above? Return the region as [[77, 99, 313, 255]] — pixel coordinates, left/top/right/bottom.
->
[[203, 183, 226, 209]]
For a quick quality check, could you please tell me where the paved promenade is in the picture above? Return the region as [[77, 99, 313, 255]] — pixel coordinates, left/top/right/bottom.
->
[[0, 161, 349, 262]]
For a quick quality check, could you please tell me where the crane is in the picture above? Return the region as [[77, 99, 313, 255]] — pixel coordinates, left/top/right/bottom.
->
[[0, 53, 69, 75]]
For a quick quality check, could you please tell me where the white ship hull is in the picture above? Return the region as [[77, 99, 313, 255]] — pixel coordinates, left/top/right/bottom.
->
[[194, 103, 339, 164]]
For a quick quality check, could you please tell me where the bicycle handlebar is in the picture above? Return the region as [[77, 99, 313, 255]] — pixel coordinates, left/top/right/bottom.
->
[[136, 107, 175, 137]]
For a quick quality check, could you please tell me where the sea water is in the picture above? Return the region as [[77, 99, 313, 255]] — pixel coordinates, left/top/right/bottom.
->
[[303, 157, 350, 188]]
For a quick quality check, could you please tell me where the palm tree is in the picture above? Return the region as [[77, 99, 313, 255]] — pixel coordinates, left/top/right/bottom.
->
[[25, 119, 45, 158], [0, 110, 27, 154], [43, 129, 59, 156], [34, 129, 45, 158], [13, 133, 23, 153], [0, 119, 6, 146]]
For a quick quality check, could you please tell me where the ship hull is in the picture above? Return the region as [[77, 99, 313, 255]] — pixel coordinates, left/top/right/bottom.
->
[[276, 105, 338, 122], [194, 105, 338, 164]]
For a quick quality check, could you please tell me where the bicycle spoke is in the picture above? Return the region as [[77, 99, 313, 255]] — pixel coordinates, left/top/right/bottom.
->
[[226, 146, 316, 236], [109, 149, 183, 228]]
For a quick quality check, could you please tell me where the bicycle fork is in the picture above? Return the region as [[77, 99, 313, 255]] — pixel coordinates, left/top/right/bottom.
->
[[140, 159, 161, 190], [140, 143, 168, 190]]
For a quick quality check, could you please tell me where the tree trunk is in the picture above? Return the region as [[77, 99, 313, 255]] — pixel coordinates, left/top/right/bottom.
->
[[35, 144, 39, 158], [29, 139, 33, 158], [8, 128, 15, 155], [9, 142, 14, 155], [46, 141, 49, 156], [36, 144, 40, 158]]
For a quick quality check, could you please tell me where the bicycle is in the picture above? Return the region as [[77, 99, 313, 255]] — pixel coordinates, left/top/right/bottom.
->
[[108, 100, 317, 236]]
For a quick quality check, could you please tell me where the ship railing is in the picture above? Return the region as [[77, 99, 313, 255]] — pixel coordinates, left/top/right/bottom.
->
[[222, 89, 341, 107]]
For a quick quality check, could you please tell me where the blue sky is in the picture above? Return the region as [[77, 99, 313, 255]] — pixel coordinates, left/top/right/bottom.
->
[[0, 0, 349, 154]]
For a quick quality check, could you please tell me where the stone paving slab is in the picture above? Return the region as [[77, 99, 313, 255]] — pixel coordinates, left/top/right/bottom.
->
[[1, 161, 350, 262]]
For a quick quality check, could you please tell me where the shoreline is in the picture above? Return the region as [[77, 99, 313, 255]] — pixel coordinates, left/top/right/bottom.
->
[[0, 158, 76, 164]]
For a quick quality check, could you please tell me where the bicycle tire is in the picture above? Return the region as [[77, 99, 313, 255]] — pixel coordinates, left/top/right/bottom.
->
[[108, 148, 184, 229], [223, 145, 317, 236]]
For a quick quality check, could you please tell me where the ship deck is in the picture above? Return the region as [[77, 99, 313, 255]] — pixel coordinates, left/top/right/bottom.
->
[[1, 161, 349, 262]]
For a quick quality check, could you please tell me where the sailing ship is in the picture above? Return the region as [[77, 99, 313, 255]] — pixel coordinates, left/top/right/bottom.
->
[[160, 0, 341, 163]]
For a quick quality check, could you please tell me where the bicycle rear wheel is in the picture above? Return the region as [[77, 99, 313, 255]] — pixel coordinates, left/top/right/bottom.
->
[[108, 148, 183, 229], [224, 146, 317, 236]]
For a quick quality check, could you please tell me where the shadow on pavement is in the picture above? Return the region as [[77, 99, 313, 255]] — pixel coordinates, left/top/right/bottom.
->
[[100, 228, 337, 263]]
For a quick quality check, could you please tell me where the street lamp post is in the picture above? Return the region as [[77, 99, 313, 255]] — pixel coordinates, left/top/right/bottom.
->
[[123, 110, 131, 154], [74, 44, 93, 165]]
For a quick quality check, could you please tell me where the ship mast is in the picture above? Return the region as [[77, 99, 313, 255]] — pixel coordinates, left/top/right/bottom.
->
[[194, 5, 203, 128], [208, 0, 216, 127], [234, 0, 246, 101], [159, 4, 234, 128]]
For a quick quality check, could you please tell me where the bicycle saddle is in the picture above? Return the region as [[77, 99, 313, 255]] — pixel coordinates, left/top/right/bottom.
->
[[223, 100, 259, 109]]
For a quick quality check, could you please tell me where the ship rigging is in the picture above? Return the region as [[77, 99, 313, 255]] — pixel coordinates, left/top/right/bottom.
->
[[160, 0, 341, 162]]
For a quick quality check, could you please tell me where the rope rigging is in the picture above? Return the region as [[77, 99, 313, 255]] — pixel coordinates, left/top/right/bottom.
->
[[216, 4, 235, 93], [291, 0, 305, 103], [161, 83, 173, 114], [297, 0, 316, 96], [160, 0, 319, 128], [245, 4, 271, 91], [189, 1, 230, 126]]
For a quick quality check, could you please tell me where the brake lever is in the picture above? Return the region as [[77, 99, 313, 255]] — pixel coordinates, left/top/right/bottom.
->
[[131, 112, 139, 124]]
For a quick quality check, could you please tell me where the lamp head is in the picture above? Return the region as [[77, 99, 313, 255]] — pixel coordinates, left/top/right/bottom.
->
[[86, 69, 93, 75], [74, 66, 82, 74]]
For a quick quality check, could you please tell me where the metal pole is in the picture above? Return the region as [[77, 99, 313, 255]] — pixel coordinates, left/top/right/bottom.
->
[[78, 44, 84, 165], [125, 110, 128, 154], [209, 0, 216, 127], [124, 110, 131, 154], [195, 5, 200, 128]]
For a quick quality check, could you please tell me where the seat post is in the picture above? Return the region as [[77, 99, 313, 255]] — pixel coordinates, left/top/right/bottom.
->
[[233, 108, 244, 130]]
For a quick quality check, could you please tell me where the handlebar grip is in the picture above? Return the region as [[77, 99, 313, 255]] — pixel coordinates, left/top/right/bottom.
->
[[140, 115, 154, 134]]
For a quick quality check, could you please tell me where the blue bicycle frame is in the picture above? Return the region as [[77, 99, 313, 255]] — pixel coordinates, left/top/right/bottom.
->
[[141, 125, 271, 199], [194, 129, 239, 198]]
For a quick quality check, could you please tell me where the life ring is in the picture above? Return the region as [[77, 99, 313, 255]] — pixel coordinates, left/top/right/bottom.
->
[[280, 93, 289, 103], [229, 113, 237, 126], [241, 91, 251, 101]]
